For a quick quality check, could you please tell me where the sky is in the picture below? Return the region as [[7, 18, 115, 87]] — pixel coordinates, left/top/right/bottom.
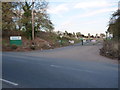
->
[[47, 0, 119, 35]]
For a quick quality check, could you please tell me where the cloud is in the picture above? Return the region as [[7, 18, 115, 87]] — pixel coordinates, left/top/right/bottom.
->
[[74, 1, 113, 9], [54, 7, 117, 33], [77, 8, 117, 18], [48, 0, 119, 35], [61, 21, 74, 26], [59, 7, 117, 23], [47, 4, 69, 14], [59, 18, 102, 29]]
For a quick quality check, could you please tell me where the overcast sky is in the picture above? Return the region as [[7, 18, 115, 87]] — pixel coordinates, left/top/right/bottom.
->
[[47, 0, 119, 35]]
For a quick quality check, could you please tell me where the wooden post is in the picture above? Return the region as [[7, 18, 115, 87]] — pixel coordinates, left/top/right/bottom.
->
[[32, 0, 34, 40]]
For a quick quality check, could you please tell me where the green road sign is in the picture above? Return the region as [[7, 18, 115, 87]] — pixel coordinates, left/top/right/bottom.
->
[[10, 36, 22, 46], [80, 38, 83, 40]]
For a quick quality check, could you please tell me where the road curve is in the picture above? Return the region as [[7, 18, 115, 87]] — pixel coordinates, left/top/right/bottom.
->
[[2, 44, 118, 88]]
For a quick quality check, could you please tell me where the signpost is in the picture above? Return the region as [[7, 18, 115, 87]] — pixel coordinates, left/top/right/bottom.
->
[[80, 38, 83, 45], [10, 36, 22, 46], [60, 35, 63, 45]]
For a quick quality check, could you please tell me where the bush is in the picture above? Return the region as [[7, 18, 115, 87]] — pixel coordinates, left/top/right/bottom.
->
[[30, 45, 36, 50], [41, 44, 50, 49], [100, 40, 119, 59], [11, 44, 18, 50]]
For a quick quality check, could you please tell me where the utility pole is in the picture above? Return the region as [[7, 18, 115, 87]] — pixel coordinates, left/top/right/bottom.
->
[[118, 1, 120, 10], [32, 0, 34, 40]]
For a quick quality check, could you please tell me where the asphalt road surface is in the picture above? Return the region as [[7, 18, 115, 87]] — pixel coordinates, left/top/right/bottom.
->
[[2, 43, 118, 88]]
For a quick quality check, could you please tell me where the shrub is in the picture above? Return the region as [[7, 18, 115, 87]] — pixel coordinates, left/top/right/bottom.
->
[[41, 44, 50, 49], [30, 45, 36, 50], [11, 44, 18, 50]]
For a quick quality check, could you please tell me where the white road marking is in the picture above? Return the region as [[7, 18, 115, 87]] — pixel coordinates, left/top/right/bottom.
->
[[50, 65, 62, 68], [50, 65, 96, 73], [0, 78, 18, 86]]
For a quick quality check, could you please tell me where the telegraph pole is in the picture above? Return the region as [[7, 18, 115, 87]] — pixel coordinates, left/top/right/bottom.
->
[[32, 0, 34, 40], [118, 1, 120, 10]]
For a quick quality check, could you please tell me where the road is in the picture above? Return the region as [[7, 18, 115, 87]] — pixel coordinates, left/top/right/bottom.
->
[[2, 43, 118, 88]]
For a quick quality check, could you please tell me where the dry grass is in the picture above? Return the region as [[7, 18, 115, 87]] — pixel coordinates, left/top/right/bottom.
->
[[100, 40, 119, 60]]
